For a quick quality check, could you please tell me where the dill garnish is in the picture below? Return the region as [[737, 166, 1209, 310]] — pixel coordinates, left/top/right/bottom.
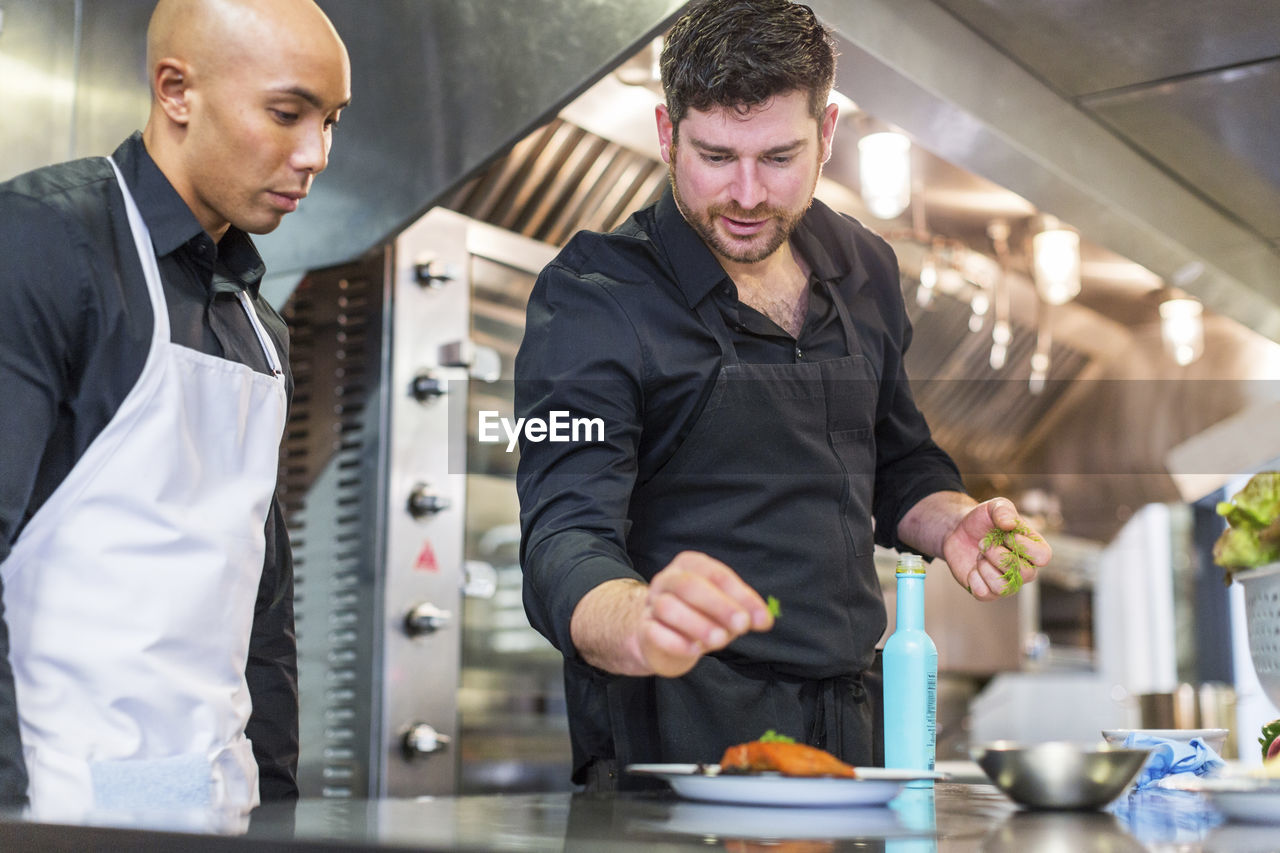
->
[[980, 522, 1040, 597]]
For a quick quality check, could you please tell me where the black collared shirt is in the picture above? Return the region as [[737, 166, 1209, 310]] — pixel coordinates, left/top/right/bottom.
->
[[0, 133, 298, 804], [515, 187, 965, 656]]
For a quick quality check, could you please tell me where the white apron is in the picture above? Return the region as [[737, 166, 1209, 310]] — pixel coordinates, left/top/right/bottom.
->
[[0, 157, 287, 821]]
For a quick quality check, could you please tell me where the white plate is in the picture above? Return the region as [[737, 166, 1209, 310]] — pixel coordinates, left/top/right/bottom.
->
[[1211, 789, 1280, 824], [625, 763, 946, 807], [1101, 728, 1229, 753], [1168, 776, 1280, 824]]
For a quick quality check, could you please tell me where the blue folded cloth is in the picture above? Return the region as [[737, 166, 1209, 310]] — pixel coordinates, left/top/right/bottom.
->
[[1122, 732, 1225, 790]]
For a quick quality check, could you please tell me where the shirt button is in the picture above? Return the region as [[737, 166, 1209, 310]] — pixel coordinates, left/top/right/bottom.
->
[[796, 347, 804, 360]]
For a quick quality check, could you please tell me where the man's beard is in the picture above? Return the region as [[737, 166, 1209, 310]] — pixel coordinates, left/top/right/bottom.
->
[[668, 161, 813, 265]]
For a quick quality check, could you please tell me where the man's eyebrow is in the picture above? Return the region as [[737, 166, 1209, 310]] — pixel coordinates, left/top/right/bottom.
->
[[687, 136, 808, 156], [271, 85, 351, 112]]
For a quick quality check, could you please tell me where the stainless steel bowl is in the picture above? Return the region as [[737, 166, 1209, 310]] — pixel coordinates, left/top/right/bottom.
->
[[971, 741, 1151, 810]]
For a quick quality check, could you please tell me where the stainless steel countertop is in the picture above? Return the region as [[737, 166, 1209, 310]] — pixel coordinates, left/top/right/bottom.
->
[[0, 782, 1268, 851]]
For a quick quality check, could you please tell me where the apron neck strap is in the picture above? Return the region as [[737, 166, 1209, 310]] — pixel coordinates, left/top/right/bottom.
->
[[693, 275, 864, 367], [693, 288, 740, 367], [822, 277, 862, 357]]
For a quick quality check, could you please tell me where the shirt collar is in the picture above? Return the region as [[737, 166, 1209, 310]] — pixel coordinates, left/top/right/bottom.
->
[[653, 184, 862, 308], [790, 199, 852, 285], [110, 132, 266, 294], [653, 185, 733, 309]]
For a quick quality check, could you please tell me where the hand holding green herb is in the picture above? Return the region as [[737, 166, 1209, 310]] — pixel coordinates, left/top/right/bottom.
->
[[980, 521, 1041, 597]]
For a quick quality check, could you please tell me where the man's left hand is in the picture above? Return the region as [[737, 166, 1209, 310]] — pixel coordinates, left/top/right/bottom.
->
[[941, 498, 1051, 601]]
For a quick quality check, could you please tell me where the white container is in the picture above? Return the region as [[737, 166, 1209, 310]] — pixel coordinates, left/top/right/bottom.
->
[[1238, 563, 1280, 711]]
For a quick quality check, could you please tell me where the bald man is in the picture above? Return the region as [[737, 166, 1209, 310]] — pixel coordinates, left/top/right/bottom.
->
[[0, 0, 350, 818]]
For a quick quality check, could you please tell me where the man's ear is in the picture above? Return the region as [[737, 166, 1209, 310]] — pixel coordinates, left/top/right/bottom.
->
[[656, 104, 675, 165], [153, 58, 194, 126], [819, 102, 838, 164]]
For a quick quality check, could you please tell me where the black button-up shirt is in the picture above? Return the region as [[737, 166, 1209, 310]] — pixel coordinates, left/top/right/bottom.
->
[[0, 133, 298, 804], [515, 187, 965, 658]]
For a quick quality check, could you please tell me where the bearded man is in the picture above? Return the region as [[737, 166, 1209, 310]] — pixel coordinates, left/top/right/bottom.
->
[[513, 0, 1049, 791]]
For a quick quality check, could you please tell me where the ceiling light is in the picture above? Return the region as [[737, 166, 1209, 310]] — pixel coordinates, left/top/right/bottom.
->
[[1029, 351, 1049, 395], [1029, 324, 1052, 395], [969, 289, 990, 333], [1159, 297, 1204, 366], [916, 256, 937, 307], [990, 319, 1011, 370], [858, 131, 911, 220], [1032, 227, 1081, 305]]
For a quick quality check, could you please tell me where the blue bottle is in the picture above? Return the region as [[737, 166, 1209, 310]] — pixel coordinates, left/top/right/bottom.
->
[[883, 553, 937, 782], [887, 787, 937, 853]]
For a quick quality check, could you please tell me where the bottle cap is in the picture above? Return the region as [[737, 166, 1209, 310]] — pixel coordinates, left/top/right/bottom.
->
[[896, 553, 926, 575]]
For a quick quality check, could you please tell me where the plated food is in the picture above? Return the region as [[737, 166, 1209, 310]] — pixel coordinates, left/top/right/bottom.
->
[[625, 763, 945, 807], [627, 732, 945, 807], [720, 735, 857, 779]]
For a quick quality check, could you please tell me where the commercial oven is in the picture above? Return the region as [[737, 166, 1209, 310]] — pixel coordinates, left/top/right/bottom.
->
[[281, 209, 580, 798]]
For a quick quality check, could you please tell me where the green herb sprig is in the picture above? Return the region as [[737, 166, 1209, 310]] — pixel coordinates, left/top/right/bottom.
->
[[766, 595, 781, 619], [758, 729, 796, 743], [980, 522, 1040, 597]]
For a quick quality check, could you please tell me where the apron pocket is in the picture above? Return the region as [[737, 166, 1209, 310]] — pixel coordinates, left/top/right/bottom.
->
[[90, 753, 213, 811], [831, 428, 875, 556]]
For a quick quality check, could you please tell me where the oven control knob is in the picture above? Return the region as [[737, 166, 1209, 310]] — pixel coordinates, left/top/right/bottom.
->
[[414, 260, 458, 288], [402, 723, 451, 759], [404, 602, 451, 636], [407, 484, 450, 518], [409, 371, 448, 402]]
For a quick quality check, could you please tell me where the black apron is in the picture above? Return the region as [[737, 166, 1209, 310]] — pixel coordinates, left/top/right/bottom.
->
[[572, 277, 888, 790]]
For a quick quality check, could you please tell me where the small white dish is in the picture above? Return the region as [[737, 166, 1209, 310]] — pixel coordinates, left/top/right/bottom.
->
[[625, 763, 946, 807], [1173, 776, 1280, 824], [1101, 728, 1229, 754]]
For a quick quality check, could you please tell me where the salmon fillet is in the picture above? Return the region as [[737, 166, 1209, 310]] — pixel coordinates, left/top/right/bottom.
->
[[719, 740, 857, 778]]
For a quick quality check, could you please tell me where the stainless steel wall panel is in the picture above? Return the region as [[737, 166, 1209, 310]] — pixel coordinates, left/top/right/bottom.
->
[[929, 0, 1280, 97], [1084, 59, 1280, 242], [1, 0, 688, 306], [254, 0, 688, 282], [0, 1, 78, 181], [72, 0, 151, 158]]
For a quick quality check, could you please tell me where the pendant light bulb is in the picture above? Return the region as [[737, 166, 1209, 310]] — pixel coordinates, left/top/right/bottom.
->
[[916, 257, 937, 307], [968, 289, 990, 333], [1032, 227, 1081, 305], [989, 320, 1011, 370], [1029, 351, 1049, 395], [858, 131, 912, 220], [1159, 297, 1204, 366]]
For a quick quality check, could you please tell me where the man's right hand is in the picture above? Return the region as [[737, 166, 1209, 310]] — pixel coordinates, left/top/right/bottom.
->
[[569, 551, 774, 678]]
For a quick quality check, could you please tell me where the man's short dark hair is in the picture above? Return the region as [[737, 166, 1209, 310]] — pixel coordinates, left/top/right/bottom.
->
[[660, 0, 836, 135]]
